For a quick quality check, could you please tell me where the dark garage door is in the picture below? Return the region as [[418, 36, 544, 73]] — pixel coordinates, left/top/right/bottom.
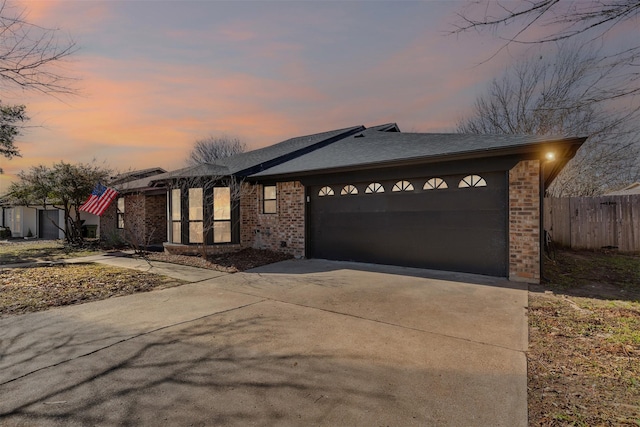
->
[[39, 210, 60, 240], [308, 172, 508, 276]]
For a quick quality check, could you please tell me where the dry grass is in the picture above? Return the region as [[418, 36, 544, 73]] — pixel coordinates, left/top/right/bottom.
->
[[528, 250, 640, 426], [0, 240, 100, 264], [0, 242, 290, 318], [0, 263, 184, 317]]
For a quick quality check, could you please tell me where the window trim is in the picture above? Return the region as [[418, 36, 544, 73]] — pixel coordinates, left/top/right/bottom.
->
[[423, 177, 448, 190], [340, 184, 358, 195], [459, 175, 487, 188], [318, 186, 335, 196], [263, 184, 277, 214], [365, 182, 385, 194], [170, 188, 181, 244], [188, 187, 204, 244], [213, 186, 232, 243], [392, 180, 415, 192], [116, 197, 125, 229]]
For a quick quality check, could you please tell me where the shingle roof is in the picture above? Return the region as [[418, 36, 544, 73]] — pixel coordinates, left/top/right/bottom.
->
[[115, 171, 174, 193], [250, 128, 585, 177], [110, 167, 167, 185], [218, 125, 364, 175], [148, 163, 230, 183], [149, 125, 365, 185]]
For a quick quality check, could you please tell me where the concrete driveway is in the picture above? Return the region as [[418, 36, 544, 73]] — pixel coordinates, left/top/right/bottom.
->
[[0, 259, 528, 426]]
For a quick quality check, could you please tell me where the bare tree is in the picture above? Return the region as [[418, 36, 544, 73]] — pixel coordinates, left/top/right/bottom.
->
[[187, 135, 246, 165], [452, 1, 639, 103], [456, 43, 640, 196], [0, 0, 77, 94], [0, 0, 77, 158]]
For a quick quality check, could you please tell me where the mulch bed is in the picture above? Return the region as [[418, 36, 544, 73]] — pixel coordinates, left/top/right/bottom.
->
[[145, 248, 293, 273]]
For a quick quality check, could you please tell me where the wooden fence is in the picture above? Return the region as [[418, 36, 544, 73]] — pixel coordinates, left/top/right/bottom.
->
[[544, 195, 640, 252]]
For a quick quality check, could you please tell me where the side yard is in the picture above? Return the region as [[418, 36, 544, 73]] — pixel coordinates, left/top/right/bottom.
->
[[529, 249, 640, 426]]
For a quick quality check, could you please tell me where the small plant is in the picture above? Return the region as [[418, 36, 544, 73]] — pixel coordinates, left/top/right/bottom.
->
[[100, 230, 127, 250], [26, 228, 33, 238]]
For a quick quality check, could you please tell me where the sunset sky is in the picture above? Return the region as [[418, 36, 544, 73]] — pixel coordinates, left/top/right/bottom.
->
[[0, 0, 598, 189]]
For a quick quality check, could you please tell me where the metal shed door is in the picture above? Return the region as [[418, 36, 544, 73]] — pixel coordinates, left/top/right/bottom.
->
[[308, 172, 508, 276], [39, 210, 60, 240]]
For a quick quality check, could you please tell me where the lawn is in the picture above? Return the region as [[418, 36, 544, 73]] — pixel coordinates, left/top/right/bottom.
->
[[0, 240, 101, 264], [529, 249, 640, 426], [0, 263, 184, 316], [0, 240, 289, 317]]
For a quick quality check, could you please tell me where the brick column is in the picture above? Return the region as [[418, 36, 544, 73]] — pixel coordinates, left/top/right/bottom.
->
[[509, 160, 541, 283]]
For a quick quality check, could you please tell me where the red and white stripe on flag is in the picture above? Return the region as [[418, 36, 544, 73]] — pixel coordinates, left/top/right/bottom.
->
[[79, 183, 119, 216]]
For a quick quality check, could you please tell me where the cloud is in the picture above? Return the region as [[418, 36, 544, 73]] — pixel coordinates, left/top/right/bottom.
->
[[1, 0, 562, 185]]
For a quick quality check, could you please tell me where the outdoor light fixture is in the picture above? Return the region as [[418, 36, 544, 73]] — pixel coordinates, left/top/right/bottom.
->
[[545, 152, 556, 161]]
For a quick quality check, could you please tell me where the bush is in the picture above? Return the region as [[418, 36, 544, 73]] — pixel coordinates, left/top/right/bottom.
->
[[0, 228, 12, 239]]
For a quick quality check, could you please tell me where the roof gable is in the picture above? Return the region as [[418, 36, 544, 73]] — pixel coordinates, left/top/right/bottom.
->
[[151, 125, 365, 185], [218, 125, 364, 176]]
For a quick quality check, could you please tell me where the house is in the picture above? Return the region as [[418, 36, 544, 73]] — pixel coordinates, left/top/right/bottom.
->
[[0, 205, 99, 240], [99, 168, 168, 247], [0, 199, 99, 240], [110, 124, 585, 283]]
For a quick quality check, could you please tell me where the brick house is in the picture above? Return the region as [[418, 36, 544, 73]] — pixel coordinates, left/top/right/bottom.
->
[[100, 168, 168, 247], [114, 124, 585, 283]]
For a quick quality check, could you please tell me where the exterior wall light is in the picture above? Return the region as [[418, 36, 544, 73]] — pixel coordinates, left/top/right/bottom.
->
[[545, 152, 556, 161]]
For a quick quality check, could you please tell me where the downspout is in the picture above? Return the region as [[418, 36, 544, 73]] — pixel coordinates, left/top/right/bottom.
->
[[540, 160, 545, 282]]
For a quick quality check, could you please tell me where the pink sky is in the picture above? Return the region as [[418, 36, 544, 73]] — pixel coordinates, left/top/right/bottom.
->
[[0, 1, 540, 190]]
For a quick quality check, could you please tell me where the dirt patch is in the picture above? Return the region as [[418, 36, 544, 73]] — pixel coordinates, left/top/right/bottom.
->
[[145, 248, 293, 273], [543, 249, 640, 300], [528, 249, 640, 426], [0, 264, 184, 317]]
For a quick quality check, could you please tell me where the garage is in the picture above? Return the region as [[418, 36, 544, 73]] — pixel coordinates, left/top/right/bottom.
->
[[308, 171, 508, 276], [39, 210, 60, 240]]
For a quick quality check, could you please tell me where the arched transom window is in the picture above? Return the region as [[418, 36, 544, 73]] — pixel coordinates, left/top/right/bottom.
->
[[365, 182, 385, 194], [318, 186, 335, 197], [341, 184, 358, 195], [423, 178, 448, 190], [459, 175, 487, 188], [392, 180, 414, 192]]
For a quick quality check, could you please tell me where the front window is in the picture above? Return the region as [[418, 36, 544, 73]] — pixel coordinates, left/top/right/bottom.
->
[[188, 188, 203, 243], [263, 185, 276, 214], [171, 189, 181, 243], [117, 197, 125, 229], [213, 187, 231, 243]]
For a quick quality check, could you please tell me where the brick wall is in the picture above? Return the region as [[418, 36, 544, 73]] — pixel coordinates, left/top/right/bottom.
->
[[143, 194, 168, 244], [241, 181, 305, 258], [100, 202, 122, 243], [508, 160, 540, 283], [100, 193, 167, 246], [164, 242, 242, 256]]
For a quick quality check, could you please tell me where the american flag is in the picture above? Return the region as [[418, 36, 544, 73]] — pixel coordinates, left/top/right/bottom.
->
[[79, 183, 119, 216]]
